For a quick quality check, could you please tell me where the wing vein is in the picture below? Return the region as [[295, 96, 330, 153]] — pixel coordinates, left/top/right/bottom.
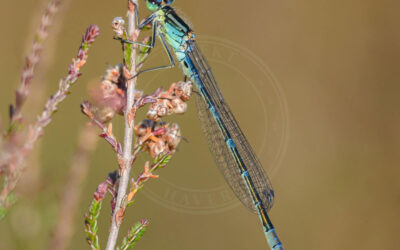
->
[[188, 41, 275, 211]]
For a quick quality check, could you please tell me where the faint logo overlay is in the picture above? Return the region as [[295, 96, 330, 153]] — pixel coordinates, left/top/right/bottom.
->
[[141, 36, 289, 214]]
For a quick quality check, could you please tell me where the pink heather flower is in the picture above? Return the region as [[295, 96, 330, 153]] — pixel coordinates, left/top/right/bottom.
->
[[83, 24, 100, 45], [94, 181, 108, 201]]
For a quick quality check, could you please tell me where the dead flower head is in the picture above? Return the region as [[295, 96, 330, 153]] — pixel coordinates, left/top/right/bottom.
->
[[147, 81, 192, 121], [134, 120, 181, 158]]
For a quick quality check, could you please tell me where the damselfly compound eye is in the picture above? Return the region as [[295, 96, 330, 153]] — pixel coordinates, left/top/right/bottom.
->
[[146, 0, 161, 11]]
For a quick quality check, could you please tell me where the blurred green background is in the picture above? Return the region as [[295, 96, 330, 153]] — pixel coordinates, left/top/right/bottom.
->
[[0, 0, 399, 249]]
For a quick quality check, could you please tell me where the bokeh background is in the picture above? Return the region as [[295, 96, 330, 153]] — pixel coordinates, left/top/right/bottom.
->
[[0, 0, 399, 249]]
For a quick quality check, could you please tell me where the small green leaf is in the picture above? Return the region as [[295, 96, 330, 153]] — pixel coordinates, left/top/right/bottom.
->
[[124, 42, 134, 69], [118, 220, 149, 250], [0, 192, 17, 221], [136, 37, 152, 67], [84, 199, 103, 250], [154, 154, 172, 170], [127, 200, 135, 208], [0, 206, 6, 221]]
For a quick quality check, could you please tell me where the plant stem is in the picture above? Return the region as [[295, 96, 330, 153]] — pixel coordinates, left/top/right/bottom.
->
[[105, 1, 138, 249], [10, 0, 61, 127], [0, 24, 100, 212]]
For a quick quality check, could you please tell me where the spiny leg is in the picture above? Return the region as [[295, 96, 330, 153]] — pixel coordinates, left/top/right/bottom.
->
[[115, 15, 177, 79], [114, 18, 158, 48], [129, 33, 176, 79]]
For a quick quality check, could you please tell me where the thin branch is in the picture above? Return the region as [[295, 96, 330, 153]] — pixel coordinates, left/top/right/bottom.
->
[[10, 0, 61, 129], [105, 1, 139, 249], [126, 154, 171, 204], [0, 24, 100, 215], [81, 101, 123, 157]]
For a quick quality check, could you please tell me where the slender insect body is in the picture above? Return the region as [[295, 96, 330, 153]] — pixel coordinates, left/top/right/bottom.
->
[[156, 6, 195, 78]]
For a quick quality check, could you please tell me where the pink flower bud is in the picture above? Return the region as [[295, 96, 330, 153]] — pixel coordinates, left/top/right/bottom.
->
[[94, 181, 108, 201]]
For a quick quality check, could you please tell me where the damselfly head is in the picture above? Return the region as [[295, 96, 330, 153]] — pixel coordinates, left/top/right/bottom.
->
[[145, 0, 174, 11], [145, 0, 160, 11]]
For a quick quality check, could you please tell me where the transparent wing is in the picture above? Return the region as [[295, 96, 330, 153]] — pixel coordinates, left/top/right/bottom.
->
[[189, 41, 275, 212], [195, 93, 256, 210]]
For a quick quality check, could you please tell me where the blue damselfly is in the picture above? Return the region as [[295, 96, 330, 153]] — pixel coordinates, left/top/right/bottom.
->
[[122, 1, 284, 248]]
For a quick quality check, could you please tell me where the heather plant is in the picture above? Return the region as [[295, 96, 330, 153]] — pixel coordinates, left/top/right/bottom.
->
[[0, 0, 100, 219], [81, 1, 192, 249], [0, 0, 191, 249]]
